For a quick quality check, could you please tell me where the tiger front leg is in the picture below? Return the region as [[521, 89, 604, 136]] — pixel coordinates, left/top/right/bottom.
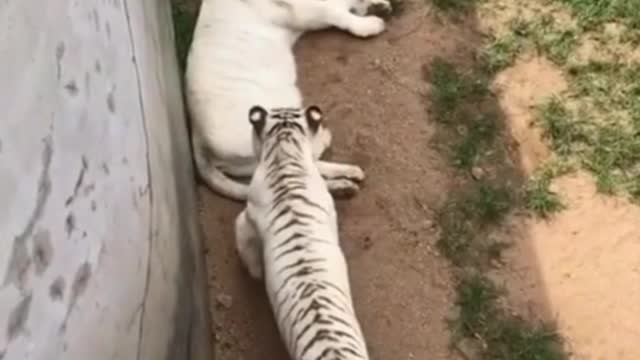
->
[[294, 0, 387, 38], [327, 9, 387, 38], [234, 210, 263, 280], [316, 160, 366, 198], [316, 160, 365, 183]]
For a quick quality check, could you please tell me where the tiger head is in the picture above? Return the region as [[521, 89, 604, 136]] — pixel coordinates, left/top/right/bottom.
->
[[248, 105, 331, 158]]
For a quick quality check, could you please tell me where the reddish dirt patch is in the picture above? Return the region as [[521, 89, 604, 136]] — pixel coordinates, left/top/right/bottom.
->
[[492, 57, 566, 175], [493, 173, 640, 360]]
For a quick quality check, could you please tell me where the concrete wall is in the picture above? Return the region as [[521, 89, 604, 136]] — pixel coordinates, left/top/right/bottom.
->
[[0, 0, 212, 359]]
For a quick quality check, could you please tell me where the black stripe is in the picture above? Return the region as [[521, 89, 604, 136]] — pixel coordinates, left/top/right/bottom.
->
[[291, 299, 325, 334], [263, 139, 280, 161], [327, 314, 359, 334], [320, 280, 348, 298], [314, 347, 334, 360], [275, 266, 326, 300], [317, 295, 348, 314], [269, 206, 291, 227], [274, 232, 307, 250], [276, 257, 325, 276], [340, 346, 365, 358], [300, 329, 339, 358], [268, 172, 302, 188], [300, 282, 321, 300], [332, 329, 359, 343], [287, 194, 329, 215], [266, 122, 285, 136], [293, 313, 333, 356], [274, 244, 307, 262], [272, 217, 306, 236]]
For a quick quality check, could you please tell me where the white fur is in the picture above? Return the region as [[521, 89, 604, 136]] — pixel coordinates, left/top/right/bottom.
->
[[235, 106, 369, 359], [185, 0, 392, 201]]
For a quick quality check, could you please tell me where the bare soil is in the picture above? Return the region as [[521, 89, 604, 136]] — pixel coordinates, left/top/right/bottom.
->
[[490, 57, 640, 359], [195, 1, 640, 359], [494, 172, 640, 360]]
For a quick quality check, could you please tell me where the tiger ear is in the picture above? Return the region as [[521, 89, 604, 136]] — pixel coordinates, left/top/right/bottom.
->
[[249, 105, 268, 136], [305, 105, 323, 133]]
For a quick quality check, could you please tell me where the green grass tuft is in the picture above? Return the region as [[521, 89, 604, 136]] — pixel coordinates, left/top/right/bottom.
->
[[469, 183, 513, 223], [556, 0, 640, 30], [452, 114, 498, 169], [455, 274, 501, 337], [532, 60, 640, 200], [427, 58, 490, 124], [536, 97, 586, 155], [431, 0, 477, 11], [454, 274, 567, 360], [525, 176, 565, 219], [480, 33, 523, 73], [436, 183, 514, 264]]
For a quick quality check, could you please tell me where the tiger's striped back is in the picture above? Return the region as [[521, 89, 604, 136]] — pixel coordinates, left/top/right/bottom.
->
[[244, 105, 370, 360]]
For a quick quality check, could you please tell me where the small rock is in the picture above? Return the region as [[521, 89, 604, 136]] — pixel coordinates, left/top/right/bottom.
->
[[362, 236, 372, 250], [455, 338, 481, 359], [471, 166, 485, 180], [216, 293, 233, 309]]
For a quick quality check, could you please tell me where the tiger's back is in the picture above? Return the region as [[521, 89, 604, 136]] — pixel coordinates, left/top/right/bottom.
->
[[237, 106, 370, 360]]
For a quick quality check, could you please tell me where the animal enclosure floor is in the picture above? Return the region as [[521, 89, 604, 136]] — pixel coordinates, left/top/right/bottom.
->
[[195, 1, 640, 358], [197, 4, 460, 359]]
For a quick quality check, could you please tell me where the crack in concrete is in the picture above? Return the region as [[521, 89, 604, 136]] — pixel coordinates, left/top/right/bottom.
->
[[120, 1, 155, 359], [3, 135, 54, 290]]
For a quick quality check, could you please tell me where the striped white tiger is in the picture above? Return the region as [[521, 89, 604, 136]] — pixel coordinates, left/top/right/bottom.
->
[[186, 0, 393, 201], [235, 105, 370, 360]]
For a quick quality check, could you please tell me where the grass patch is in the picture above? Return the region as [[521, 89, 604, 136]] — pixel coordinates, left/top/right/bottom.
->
[[431, 0, 477, 12], [499, 15, 580, 66], [427, 57, 498, 171], [535, 97, 587, 155], [480, 33, 523, 73], [427, 58, 489, 123], [555, 0, 640, 30], [427, 45, 567, 358], [584, 124, 640, 195], [454, 274, 566, 360], [524, 163, 568, 218], [533, 59, 640, 201], [452, 114, 498, 169], [436, 182, 514, 265], [531, 16, 579, 65], [469, 183, 513, 223]]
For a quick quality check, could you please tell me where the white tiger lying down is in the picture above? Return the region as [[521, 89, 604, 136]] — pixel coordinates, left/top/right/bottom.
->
[[235, 105, 370, 359], [186, 0, 392, 201]]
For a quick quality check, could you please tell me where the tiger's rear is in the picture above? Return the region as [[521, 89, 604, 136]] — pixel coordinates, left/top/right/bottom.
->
[[235, 106, 370, 360]]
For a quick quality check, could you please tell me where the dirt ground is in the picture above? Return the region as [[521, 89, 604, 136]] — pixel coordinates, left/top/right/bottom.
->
[[196, 1, 640, 359], [198, 3, 468, 358]]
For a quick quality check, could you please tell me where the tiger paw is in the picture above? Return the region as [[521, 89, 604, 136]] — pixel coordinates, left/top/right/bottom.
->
[[349, 16, 386, 38], [340, 164, 365, 183], [327, 179, 361, 198]]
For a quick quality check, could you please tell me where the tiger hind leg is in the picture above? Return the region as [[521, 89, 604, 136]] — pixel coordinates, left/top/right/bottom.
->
[[234, 210, 263, 280]]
